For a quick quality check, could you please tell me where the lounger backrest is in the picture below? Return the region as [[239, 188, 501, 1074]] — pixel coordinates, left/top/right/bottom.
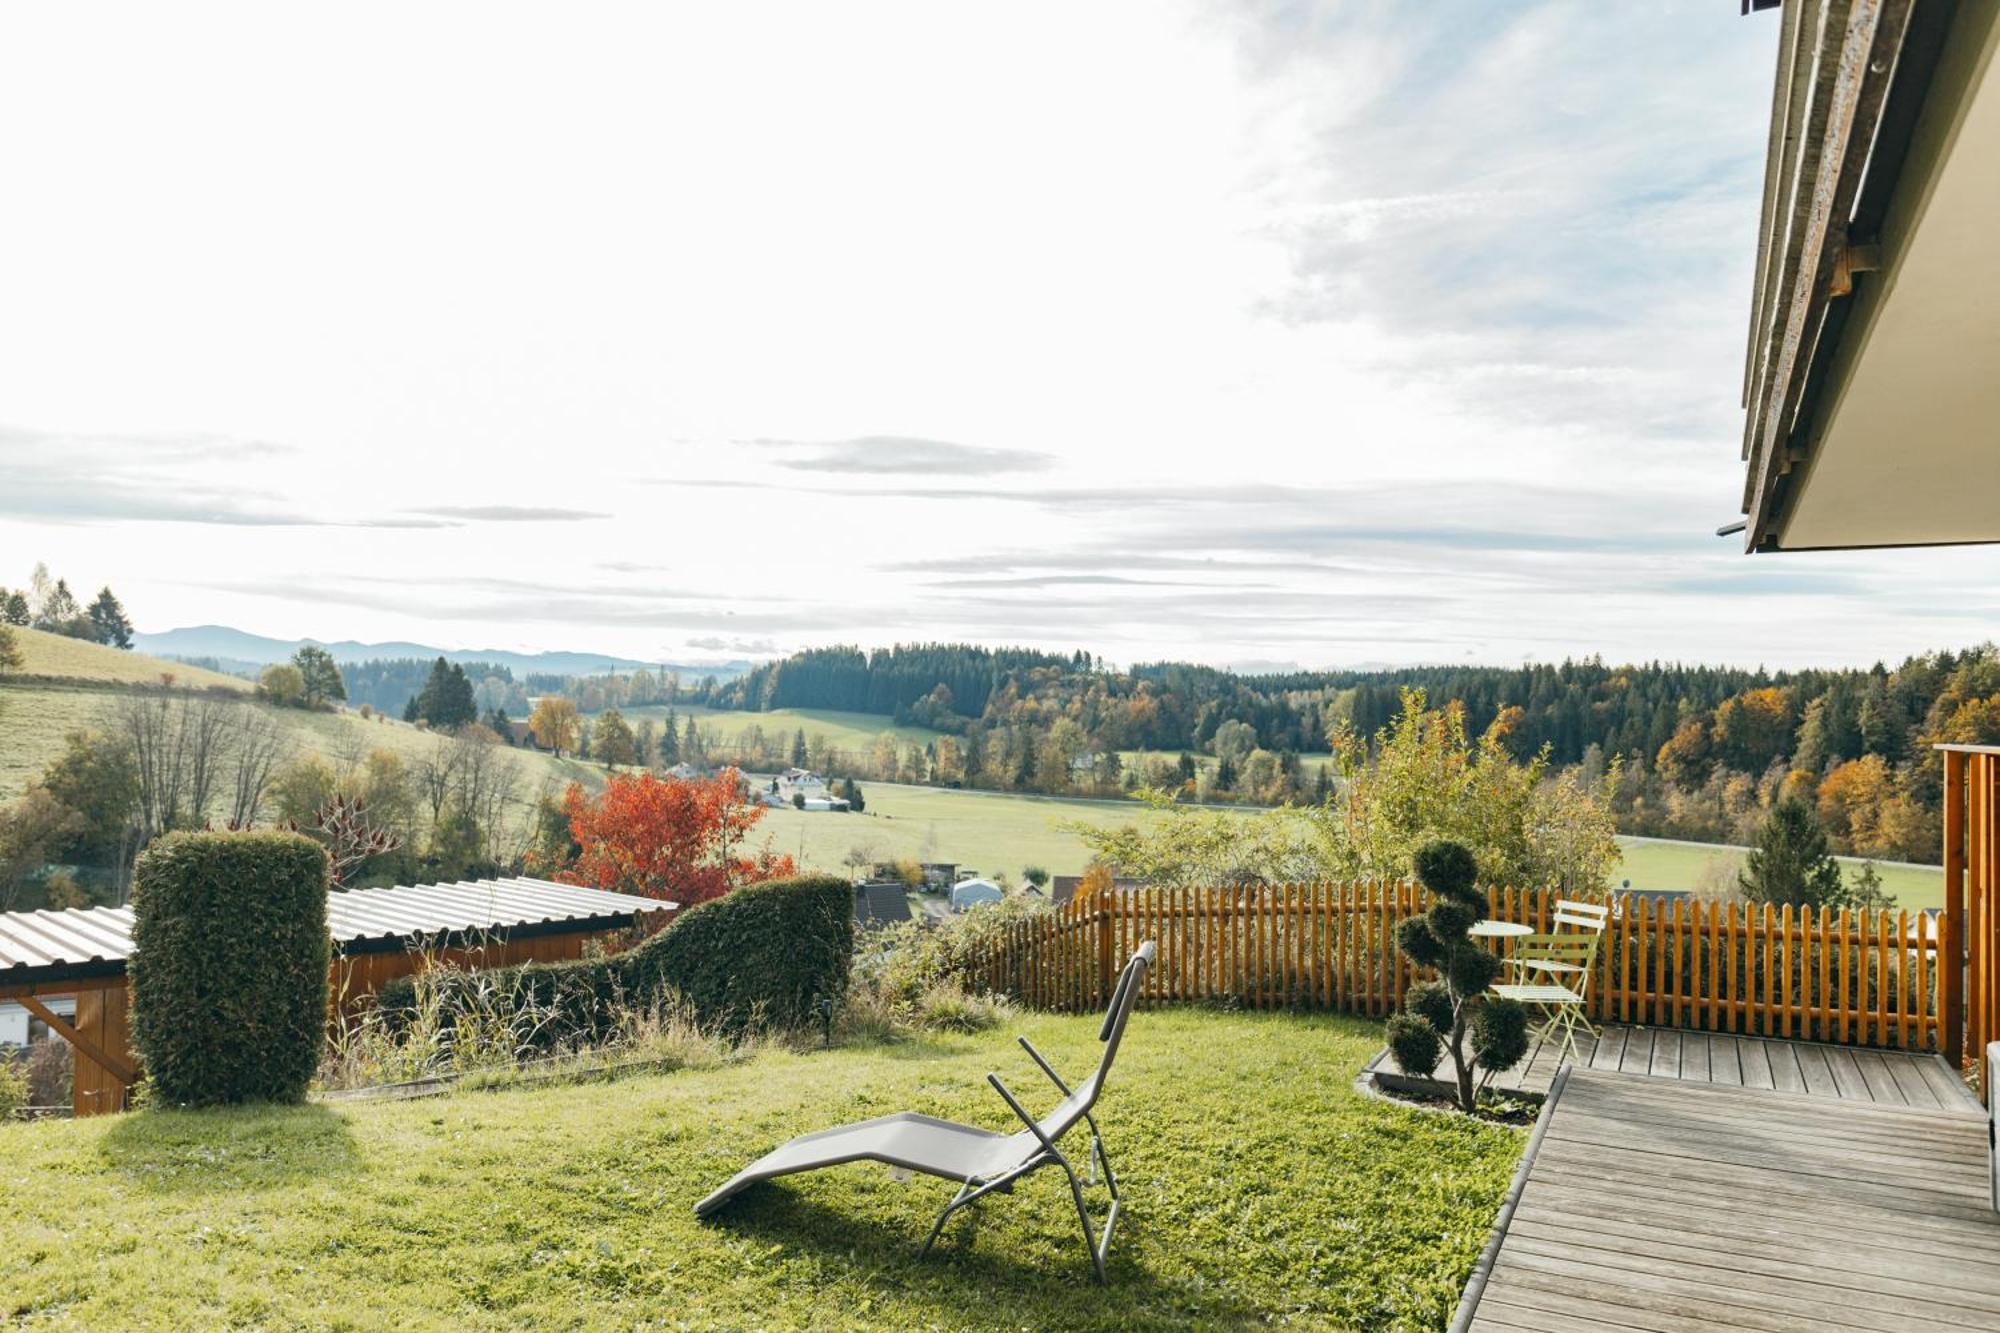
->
[[1032, 942, 1153, 1142]]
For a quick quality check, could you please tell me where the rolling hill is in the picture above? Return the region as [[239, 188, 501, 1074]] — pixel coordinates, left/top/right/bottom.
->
[[131, 624, 749, 681], [0, 629, 609, 837]]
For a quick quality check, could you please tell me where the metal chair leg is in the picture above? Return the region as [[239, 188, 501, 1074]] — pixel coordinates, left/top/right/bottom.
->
[[919, 1180, 976, 1259], [1056, 1154, 1106, 1284]]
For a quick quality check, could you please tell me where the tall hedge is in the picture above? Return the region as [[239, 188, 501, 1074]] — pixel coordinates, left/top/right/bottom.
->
[[375, 874, 853, 1043], [130, 831, 332, 1106]]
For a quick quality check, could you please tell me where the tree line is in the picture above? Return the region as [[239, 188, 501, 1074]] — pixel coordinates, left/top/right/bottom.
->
[[0, 562, 135, 649], [654, 640, 2000, 863]]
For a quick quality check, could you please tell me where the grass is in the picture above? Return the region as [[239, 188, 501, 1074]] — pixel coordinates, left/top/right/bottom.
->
[[751, 781, 1183, 880], [0, 1008, 1517, 1330], [1615, 835, 1943, 911], [619, 703, 946, 755], [3, 625, 249, 691]]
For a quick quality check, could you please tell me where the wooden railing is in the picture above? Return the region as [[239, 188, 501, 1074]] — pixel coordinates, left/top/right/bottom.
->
[[966, 882, 1945, 1053]]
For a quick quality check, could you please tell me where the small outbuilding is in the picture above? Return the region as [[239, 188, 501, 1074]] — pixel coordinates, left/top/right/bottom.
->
[[0, 876, 676, 1118], [949, 878, 1005, 912]]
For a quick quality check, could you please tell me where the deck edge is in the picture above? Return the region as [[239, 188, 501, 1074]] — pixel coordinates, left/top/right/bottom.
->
[[1449, 1062, 1572, 1333]]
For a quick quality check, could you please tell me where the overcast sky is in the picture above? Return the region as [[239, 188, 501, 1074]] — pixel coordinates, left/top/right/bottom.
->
[[4, 2, 1995, 672]]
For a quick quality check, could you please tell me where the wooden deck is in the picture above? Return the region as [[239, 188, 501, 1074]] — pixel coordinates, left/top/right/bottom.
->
[[1378, 1023, 1978, 1111], [1463, 1067, 2000, 1332]]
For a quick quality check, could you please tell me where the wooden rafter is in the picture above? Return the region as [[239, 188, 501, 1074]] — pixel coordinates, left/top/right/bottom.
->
[[17, 994, 138, 1085]]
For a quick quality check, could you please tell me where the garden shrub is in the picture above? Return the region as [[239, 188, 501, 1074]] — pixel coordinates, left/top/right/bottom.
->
[[0, 1053, 27, 1120], [129, 831, 331, 1106], [374, 874, 853, 1046]]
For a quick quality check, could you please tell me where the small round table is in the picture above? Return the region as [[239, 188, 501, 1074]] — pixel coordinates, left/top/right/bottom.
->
[[1469, 920, 1531, 940]]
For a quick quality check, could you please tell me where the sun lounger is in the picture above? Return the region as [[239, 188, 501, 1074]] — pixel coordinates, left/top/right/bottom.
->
[[695, 941, 1156, 1282]]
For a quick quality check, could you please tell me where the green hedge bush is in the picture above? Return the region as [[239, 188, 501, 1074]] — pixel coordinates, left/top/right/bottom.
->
[[374, 874, 853, 1044], [130, 831, 331, 1106]]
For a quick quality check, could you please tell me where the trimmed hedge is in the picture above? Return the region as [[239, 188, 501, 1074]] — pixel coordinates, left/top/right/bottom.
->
[[129, 831, 332, 1106], [374, 874, 853, 1044]]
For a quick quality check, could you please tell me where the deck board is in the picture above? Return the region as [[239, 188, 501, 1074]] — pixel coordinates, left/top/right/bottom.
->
[[1375, 1023, 1972, 1109], [1466, 1068, 1998, 1332]]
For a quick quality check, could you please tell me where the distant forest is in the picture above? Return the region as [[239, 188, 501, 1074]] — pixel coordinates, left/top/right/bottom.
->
[[674, 642, 2000, 864]]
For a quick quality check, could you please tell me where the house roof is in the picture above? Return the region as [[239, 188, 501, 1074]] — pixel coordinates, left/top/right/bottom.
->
[[1737, 1, 2000, 551], [853, 882, 913, 928], [0, 876, 674, 993]]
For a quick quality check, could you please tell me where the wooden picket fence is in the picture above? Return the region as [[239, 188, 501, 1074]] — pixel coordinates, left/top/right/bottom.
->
[[965, 882, 1945, 1054]]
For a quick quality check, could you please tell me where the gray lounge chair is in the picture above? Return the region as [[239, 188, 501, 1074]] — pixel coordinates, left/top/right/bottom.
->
[[695, 941, 1156, 1282]]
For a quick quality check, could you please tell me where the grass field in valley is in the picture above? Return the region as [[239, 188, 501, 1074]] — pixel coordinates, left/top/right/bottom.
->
[[752, 781, 1166, 880], [755, 781, 1947, 907], [0, 1009, 1518, 1330], [622, 703, 946, 755]]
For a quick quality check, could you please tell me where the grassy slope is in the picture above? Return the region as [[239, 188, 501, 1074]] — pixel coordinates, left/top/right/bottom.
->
[[0, 1010, 1518, 1330], [620, 703, 945, 753], [6, 625, 248, 691], [0, 684, 608, 843]]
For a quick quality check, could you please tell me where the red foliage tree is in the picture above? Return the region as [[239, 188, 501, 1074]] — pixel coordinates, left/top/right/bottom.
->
[[536, 767, 793, 907]]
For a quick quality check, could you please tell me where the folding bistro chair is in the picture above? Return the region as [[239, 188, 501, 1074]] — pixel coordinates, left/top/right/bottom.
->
[[1491, 898, 1608, 1065], [695, 942, 1156, 1283], [1505, 899, 1608, 1029]]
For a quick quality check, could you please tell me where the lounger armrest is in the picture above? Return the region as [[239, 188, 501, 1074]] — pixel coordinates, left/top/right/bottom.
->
[[1018, 1036, 1075, 1097], [988, 1073, 1059, 1150]]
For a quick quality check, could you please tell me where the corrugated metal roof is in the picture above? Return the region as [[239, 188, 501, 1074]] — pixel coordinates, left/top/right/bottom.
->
[[0, 876, 673, 985]]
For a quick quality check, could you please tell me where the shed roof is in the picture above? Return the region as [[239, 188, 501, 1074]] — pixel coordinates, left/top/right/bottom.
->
[[0, 876, 673, 992], [853, 882, 913, 928]]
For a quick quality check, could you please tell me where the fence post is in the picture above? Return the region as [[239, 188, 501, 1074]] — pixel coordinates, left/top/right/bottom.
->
[[1098, 905, 1114, 1008], [1944, 747, 1967, 1069]]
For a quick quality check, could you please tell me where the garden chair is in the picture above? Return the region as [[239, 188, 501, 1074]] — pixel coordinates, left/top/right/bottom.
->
[[1505, 898, 1608, 1037], [695, 941, 1156, 1283]]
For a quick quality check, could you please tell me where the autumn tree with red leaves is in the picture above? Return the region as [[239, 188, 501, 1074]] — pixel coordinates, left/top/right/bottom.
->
[[532, 767, 793, 907]]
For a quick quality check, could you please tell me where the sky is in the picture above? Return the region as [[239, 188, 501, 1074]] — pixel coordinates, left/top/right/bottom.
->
[[4, 1, 1996, 673]]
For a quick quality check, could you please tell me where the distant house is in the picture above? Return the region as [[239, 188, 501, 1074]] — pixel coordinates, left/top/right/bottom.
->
[[0, 994, 74, 1049], [664, 762, 698, 780], [853, 882, 913, 930], [763, 768, 843, 810], [919, 862, 957, 893]]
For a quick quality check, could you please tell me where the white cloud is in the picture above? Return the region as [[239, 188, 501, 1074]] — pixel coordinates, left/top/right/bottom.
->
[[2, 1, 1995, 671]]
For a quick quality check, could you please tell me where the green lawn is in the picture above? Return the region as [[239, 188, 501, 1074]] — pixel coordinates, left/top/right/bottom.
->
[[1614, 835, 1943, 911], [0, 1009, 1516, 1330]]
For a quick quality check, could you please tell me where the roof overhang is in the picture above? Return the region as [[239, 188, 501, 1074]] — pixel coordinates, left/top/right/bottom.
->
[[1738, 0, 2000, 552]]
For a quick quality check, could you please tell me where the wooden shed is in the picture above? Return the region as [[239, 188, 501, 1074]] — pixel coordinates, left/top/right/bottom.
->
[[0, 876, 675, 1117]]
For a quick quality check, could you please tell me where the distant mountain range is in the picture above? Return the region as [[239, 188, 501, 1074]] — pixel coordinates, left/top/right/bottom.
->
[[131, 625, 749, 681]]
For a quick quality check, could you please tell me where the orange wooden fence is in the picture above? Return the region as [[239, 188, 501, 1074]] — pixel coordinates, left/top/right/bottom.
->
[[966, 882, 1945, 1053]]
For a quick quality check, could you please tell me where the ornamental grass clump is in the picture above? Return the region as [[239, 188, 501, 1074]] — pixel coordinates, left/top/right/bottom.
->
[[1384, 839, 1529, 1113]]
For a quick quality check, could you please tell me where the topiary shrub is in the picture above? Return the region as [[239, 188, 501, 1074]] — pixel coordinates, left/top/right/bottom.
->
[[1385, 838, 1528, 1113], [130, 831, 331, 1106], [374, 874, 854, 1047]]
